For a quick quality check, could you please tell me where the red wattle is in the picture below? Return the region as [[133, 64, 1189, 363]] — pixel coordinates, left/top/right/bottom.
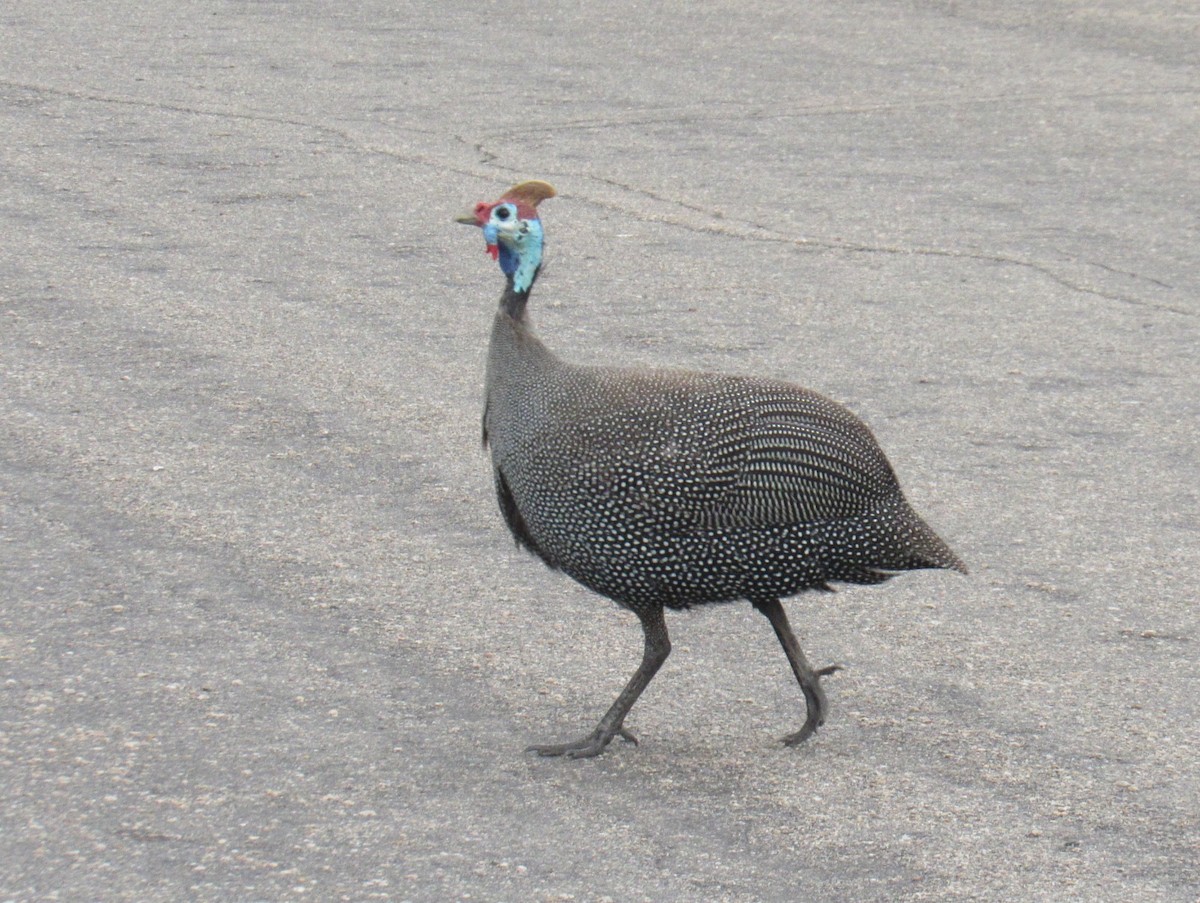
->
[[487, 244, 499, 260]]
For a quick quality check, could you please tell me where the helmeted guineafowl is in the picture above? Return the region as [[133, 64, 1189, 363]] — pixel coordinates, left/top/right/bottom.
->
[[456, 179, 965, 759]]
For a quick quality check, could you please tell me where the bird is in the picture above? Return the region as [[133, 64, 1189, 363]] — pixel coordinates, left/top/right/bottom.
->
[[456, 179, 965, 758]]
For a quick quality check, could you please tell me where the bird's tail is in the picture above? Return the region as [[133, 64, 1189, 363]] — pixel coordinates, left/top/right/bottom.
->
[[904, 514, 967, 574], [881, 500, 967, 575], [822, 501, 967, 585]]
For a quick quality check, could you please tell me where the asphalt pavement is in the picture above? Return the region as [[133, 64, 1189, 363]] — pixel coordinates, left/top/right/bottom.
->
[[2, 2, 1198, 901]]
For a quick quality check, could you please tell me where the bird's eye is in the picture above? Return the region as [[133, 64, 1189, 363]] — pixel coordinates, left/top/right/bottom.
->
[[494, 205, 511, 221]]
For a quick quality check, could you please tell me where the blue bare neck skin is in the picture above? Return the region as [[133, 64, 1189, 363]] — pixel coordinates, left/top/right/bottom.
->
[[488, 218, 544, 319]]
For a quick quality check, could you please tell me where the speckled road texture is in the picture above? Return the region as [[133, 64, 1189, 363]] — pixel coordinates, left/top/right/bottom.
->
[[2, 3, 1197, 901]]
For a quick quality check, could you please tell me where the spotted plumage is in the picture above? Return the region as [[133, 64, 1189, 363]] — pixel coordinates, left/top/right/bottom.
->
[[457, 180, 965, 758]]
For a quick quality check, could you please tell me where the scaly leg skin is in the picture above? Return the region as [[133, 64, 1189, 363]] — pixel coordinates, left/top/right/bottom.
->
[[781, 663, 843, 746], [751, 596, 842, 746], [527, 606, 670, 759]]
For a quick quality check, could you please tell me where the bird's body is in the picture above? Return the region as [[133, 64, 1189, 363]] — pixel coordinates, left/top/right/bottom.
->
[[459, 180, 964, 758], [486, 312, 959, 608]]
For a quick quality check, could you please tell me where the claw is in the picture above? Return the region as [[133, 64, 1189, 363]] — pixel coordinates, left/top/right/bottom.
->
[[526, 724, 637, 759], [526, 732, 609, 759]]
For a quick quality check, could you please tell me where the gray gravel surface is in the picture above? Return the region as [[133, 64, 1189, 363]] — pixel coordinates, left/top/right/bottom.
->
[[2, 2, 1198, 901]]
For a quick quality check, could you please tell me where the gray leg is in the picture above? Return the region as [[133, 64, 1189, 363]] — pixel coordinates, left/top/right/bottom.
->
[[527, 605, 671, 759], [752, 596, 842, 745]]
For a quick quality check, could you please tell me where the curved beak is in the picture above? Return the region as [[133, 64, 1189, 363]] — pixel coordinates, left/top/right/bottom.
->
[[455, 209, 482, 226]]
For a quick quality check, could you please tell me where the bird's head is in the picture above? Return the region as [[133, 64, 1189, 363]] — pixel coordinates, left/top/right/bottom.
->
[[456, 180, 556, 294]]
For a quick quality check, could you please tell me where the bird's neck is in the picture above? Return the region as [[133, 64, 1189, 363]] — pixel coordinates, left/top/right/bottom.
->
[[491, 266, 554, 381], [486, 294, 560, 440], [500, 269, 538, 320]]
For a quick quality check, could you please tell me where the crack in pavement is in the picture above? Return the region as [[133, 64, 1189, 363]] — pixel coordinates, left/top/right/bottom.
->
[[577, 176, 1194, 318], [6, 77, 1190, 318]]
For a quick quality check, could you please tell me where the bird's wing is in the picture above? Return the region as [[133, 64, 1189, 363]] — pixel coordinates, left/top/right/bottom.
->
[[697, 394, 901, 528], [559, 374, 902, 531]]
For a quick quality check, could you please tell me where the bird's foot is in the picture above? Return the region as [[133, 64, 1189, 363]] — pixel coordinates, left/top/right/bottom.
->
[[782, 724, 818, 746], [782, 663, 843, 747], [526, 726, 638, 759]]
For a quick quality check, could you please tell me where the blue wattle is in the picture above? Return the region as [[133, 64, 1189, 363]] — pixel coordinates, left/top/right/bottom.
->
[[497, 242, 519, 276]]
